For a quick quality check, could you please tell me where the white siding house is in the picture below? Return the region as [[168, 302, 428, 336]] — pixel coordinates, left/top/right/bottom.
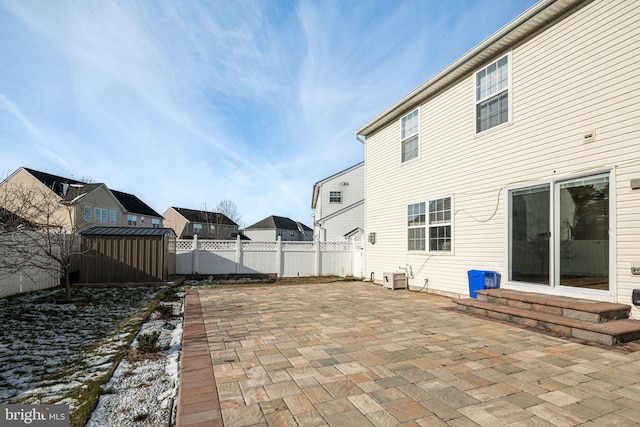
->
[[356, 0, 640, 317], [312, 162, 364, 241]]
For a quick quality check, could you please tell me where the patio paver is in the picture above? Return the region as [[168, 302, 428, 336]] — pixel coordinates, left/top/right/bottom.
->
[[178, 282, 640, 426]]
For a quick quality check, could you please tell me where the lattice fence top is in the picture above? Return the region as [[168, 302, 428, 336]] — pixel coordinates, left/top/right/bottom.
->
[[176, 240, 194, 251], [321, 242, 352, 251], [200, 240, 236, 251], [242, 242, 277, 251], [282, 242, 315, 252]]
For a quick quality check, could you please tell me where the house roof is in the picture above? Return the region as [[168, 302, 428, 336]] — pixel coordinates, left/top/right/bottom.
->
[[23, 167, 161, 217], [312, 162, 364, 209], [111, 190, 161, 218], [170, 207, 237, 226], [344, 227, 364, 239], [24, 167, 88, 200], [246, 215, 312, 232], [315, 200, 364, 225], [355, 0, 585, 139], [81, 226, 175, 237]]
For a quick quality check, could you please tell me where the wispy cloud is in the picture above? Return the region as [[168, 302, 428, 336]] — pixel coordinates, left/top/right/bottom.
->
[[0, 0, 537, 225]]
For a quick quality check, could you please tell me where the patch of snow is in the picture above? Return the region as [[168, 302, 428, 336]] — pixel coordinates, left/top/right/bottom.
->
[[85, 298, 183, 427]]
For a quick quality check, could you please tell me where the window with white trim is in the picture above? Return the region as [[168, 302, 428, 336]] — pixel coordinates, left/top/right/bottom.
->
[[476, 54, 510, 133], [110, 210, 116, 223], [193, 223, 202, 234], [329, 191, 342, 203], [127, 215, 137, 226], [84, 206, 91, 221], [401, 109, 419, 162], [152, 218, 160, 228], [428, 197, 452, 252], [407, 202, 426, 251], [95, 208, 107, 223]]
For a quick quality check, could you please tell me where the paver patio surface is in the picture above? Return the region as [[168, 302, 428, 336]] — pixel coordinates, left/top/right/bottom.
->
[[180, 281, 640, 426]]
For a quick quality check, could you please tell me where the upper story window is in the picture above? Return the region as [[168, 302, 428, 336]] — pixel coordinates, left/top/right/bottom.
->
[[193, 223, 202, 234], [95, 208, 107, 223], [127, 215, 137, 226], [152, 218, 161, 228], [329, 191, 342, 203], [476, 54, 510, 133], [407, 202, 426, 251], [84, 206, 91, 221], [429, 197, 452, 252], [110, 210, 117, 223], [401, 109, 419, 162]]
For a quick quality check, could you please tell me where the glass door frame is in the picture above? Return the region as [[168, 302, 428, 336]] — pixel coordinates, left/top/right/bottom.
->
[[505, 168, 615, 302]]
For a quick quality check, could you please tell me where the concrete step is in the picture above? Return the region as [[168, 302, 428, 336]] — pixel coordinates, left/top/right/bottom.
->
[[475, 289, 631, 323], [455, 297, 640, 345]]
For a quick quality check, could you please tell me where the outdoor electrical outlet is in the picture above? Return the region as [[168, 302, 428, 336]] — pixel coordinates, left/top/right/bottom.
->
[[632, 267, 640, 275]]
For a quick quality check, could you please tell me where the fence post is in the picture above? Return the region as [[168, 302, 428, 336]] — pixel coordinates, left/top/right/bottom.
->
[[235, 235, 242, 274], [315, 238, 321, 276], [192, 235, 198, 274], [275, 236, 282, 277]]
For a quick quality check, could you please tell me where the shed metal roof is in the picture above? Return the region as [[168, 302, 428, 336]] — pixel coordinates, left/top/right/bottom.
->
[[81, 226, 176, 237]]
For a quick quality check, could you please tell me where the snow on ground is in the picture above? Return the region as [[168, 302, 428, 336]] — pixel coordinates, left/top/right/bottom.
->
[[86, 298, 184, 427], [0, 286, 174, 413]]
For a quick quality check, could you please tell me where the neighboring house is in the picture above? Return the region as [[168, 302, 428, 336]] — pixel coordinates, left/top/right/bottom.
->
[[163, 206, 238, 239], [355, 1, 640, 315], [312, 162, 364, 242], [243, 216, 313, 241], [0, 167, 163, 233]]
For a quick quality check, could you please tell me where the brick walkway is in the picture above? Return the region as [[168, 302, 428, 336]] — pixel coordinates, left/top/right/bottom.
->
[[177, 282, 640, 426], [176, 290, 223, 426]]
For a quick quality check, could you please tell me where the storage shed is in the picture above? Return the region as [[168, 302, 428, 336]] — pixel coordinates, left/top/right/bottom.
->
[[80, 227, 176, 284]]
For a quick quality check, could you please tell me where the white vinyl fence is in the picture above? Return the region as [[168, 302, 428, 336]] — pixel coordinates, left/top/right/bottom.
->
[[177, 236, 363, 278], [0, 232, 61, 298]]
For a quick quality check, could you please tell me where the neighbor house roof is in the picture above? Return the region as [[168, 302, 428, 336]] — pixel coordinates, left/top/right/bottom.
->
[[170, 207, 237, 226], [80, 226, 175, 237], [23, 167, 161, 217], [246, 215, 312, 232], [111, 190, 162, 218], [315, 200, 364, 225], [24, 167, 103, 202], [355, 0, 585, 139]]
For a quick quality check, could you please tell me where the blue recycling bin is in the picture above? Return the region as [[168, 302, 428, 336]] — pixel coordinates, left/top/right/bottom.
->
[[467, 270, 500, 298]]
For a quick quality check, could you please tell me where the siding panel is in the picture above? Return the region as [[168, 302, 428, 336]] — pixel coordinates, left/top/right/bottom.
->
[[364, 1, 640, 310]]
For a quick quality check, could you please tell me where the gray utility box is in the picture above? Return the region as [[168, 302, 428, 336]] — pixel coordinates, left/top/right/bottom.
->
[[383, 272, 407, 290]]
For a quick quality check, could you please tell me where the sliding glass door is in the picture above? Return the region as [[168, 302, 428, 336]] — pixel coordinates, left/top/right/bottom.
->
[[557, 175, 609, 290], [508, 173, 610, 292], [509, 184, 551, 285]]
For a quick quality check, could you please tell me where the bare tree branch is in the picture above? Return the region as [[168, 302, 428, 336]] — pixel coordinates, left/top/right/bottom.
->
[[0, 181, 87, 299]]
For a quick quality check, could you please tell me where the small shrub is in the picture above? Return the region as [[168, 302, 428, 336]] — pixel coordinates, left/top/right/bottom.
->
[[154, 304, 173, 320], [133, 413, 149, 422], [101, 386, 116, 394], [137, 331, 160, 353]]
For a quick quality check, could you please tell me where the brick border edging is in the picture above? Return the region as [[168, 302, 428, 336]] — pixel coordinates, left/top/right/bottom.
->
[[176, 290, 223, 426]]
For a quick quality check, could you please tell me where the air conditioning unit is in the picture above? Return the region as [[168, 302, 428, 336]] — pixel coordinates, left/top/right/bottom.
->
[[383, 272, 407, 290]]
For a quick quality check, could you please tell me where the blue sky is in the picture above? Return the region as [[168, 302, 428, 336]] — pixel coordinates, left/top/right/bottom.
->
[[0, 0, 537, 228]]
